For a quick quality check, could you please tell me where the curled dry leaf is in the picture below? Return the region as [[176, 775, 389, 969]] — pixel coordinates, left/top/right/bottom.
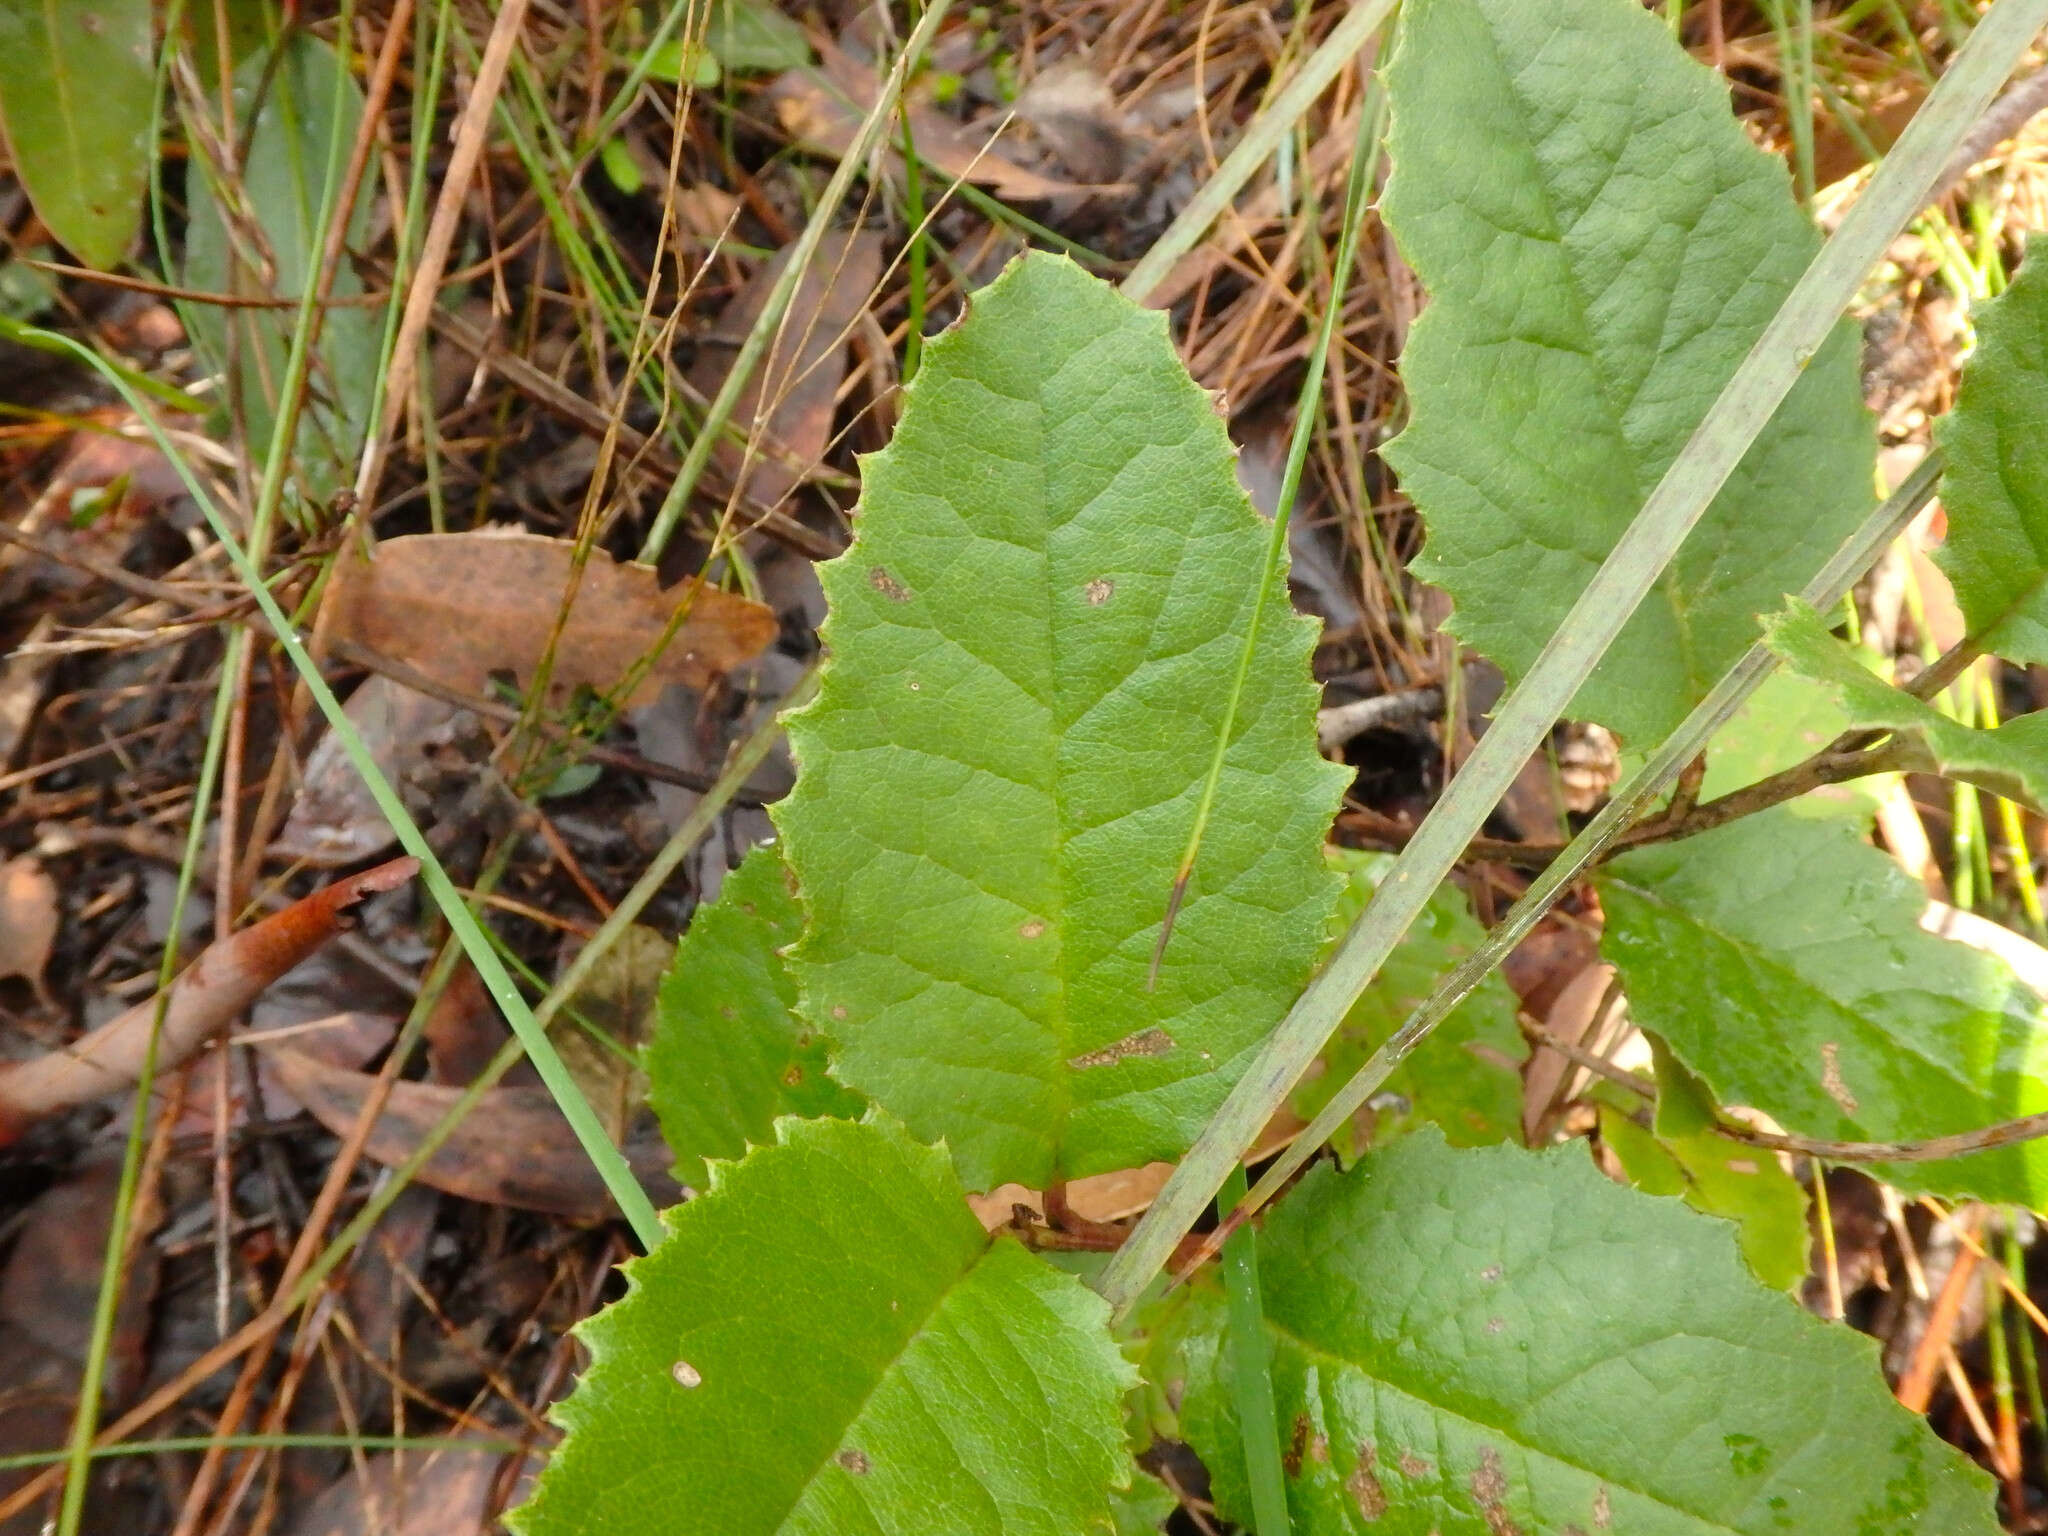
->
[[768, 40, 1082, 202], [0, 855, 58, 997], [0, 857, 418, 1143], [689, 228, 882, 511], [263, 1047, 681, 1221], [324, 532, 778, 709]]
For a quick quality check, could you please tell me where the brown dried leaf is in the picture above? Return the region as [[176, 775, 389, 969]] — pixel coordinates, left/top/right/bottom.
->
[[768, 40, 1081, 203], [0, 856, 57, 994], [324, 532, 777, 708], [0, 858, 417, 1142], [276, 675, 468, 866], [263, 1047, 681, 1220], [690, 229, 882, 510]]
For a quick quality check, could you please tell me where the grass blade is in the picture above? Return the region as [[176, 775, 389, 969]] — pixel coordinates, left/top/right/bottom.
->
[[1120, 0, 1398, 305], [1097, 0, 2048, 1315], [638, 0, 953, 565]]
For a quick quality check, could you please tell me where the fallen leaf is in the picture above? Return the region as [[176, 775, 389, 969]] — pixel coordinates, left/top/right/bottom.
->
[[275, 674, 469, 866], [263, 1048, 682, 1220], [689, 229, 882, 510], [0, 858, 418, 1142], [324, 532, 777, 708], [1014, 61, 1135, 182], [283, 1440, 524, 1536], [768, 40, 1082, 203], [0, 856, 57, 998], [1522, 961, 1617, 1143]]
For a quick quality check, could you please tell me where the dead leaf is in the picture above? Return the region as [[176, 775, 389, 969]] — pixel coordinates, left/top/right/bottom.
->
[[1015, 61, 1135, 182], [0, 858, 418, 1143], [551, 924, 669, 1145], [263, 1047, 682, 1220], [324, 532, 777, 709], [768, 40, 1083, 203], [0, 856, 57, 999], [283, 1441, 523, 1536], [690, 229, 882, 510], [276, 675, 470, 866]]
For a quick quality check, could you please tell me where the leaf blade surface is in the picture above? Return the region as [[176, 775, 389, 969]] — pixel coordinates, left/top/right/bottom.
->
[[776, 251, 1346, 1190], [1601, 809, 2048, 1203], [513, 1114, 1134, 1535], [0, 0, 152, 268], [646, 844, 862, 1190], [1382, 0, 1873, 743], [1180, 1133, 1996, 1534]]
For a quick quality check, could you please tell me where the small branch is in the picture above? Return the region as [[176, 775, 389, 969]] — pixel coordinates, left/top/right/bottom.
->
[[1711, 1106, 2048, 1166]]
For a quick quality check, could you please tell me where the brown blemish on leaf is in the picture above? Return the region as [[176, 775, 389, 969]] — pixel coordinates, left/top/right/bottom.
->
[[1068, 1027, 1175, 1069], [1311, 1434, 1329, 1463], [1480, 1264, 1503, 1283], [1485, 1316, 1505, 1335], [1019, 918, 1047, 939], [1284, 1414, 1310, 1477], [782, 1065, 804, 1087], [1399, 1450, 1432, 1480], [1820, 1042, 1858, 1114], [831, 1004, 849, 1021], [837, 1448, 870, 1475], [670, 1360, 701, 1388], [1347, 1442, 1388, 1519], [1727, 1158, 1759, 1175], [869, 566, 911, 601], [1593, 1484, 1612, 1528], [1471, 1448, 1521, 1536], [1084, 577, 1114, 605]]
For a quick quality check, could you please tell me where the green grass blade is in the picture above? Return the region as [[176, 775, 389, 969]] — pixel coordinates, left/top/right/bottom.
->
[[1151, 80, 1384, 983], [1218, 1167, 1290, 1536], [1097, 0, 2047, 1316], [638, 0, 953, 565], [1119, 0, 1398, 305], [17, 326, 666, 1253]]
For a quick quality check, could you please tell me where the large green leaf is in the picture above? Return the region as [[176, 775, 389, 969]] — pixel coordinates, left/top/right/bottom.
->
[[1178, 1132, 1995, 1534], [514, 1114, 1134, 1535], [0, 0, 153, 269], [1601, 809, 2048, 1203], [645, 844, 862, 1190], [1936, 238, 2048, 663], [1294, 849, 1524, 1154], [1765, 598, 2048, 812], [1596, 1043, 1810, 1291], [776, 251, 1347, 1192], [181, 32, 380, 495], [1382, 0, 1872, 744]]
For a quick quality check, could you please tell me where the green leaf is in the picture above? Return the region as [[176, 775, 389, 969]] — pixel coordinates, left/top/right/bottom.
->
[[644, 36, 721, 87], [705, 0, 812, 72], [512, 1114, 1135, 1536], [1765, 597, 2048, 812], [1601, 809, 2048, 1203], [776, 251, 1347, 1192], [645, 845, 862, 1190], [1936, 238, 2048, 664], [1177, 1131, 1995, 1535], [1108, 1469, 1177, 1535], [1294, 849, 1525, 1155], [181, 32, 381, 495], [1382, 0, 1872, 744], [0, 0, 153, 270], [1595, 1044, 1810, 1291]]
